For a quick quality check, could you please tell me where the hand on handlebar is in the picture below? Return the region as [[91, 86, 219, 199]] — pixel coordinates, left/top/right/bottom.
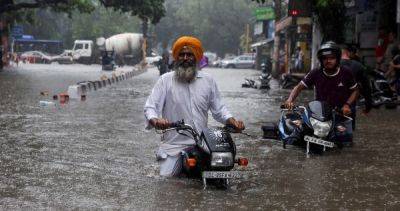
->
[[341, 104, 352, 117], [283, 100, 295, 110], [150, 118, 170, 130], [226, 117, 245, 133]]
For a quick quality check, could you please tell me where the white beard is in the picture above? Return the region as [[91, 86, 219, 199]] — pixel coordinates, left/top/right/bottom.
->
[[175, 66, 197, 83]]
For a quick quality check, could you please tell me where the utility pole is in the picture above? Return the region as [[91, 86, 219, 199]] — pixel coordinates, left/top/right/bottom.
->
[[272, 0, 281, 77], [141, 18, 148, 68], [245, 24, 250, 53]]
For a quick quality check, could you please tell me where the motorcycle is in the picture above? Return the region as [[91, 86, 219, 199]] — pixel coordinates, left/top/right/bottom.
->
[[242, 62, 271, 89], [368, 69, 398, 109], [280, 73, 303, 89], [161, 120, 248, 188], [262, 101, 353, 154]]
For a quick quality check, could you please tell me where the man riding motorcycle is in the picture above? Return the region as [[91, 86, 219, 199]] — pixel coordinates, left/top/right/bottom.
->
[[144, 36, 244, 177], [284, 41, 359, 130]]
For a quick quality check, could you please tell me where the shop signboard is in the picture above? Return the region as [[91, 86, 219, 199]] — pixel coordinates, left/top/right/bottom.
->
[[254, 7, 275, 20]]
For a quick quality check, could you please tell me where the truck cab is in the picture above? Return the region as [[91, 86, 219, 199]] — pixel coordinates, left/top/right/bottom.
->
[[72, 40, 93, 64]]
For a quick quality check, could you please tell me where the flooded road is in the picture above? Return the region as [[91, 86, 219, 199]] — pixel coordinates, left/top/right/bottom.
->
[[0, 63, 399, 209]]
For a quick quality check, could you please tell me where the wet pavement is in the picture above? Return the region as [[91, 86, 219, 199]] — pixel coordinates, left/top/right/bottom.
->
[[0, 63, 399, 209]]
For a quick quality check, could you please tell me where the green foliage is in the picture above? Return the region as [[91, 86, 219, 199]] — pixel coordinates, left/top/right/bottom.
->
[[22, 7, 142, 48], [312, 0, 347, 43], [100, 0, 165, 24], [1, 0, 164, 50], [0, 0, 165, 24], [155, 0, 257, 56]]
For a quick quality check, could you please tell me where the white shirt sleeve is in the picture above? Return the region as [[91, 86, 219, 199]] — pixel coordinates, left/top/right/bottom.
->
[[144, 77, 166, 129], [209, 78, 233, 124]]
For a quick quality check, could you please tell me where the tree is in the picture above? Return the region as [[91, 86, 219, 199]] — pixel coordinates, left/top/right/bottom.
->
[[0, 0, 165, 24], [0, 0, 165, 69], [154, 0, 257, 57], [312, 0, 347, 43]]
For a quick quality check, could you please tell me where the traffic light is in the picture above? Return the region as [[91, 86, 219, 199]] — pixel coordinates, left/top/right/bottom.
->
[[289, 9, 299, 16], [288, 0, 311, 17]]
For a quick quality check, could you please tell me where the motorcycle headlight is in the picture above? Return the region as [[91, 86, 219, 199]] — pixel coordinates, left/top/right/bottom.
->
[[211, 152, 233, 167], [310, 118, 332, 138]]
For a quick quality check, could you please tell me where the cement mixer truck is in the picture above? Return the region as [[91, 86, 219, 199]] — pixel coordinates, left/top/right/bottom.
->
[[71, 33, 144, 66]]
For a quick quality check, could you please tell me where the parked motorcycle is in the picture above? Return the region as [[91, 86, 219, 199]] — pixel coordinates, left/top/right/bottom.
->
[[161, 120, 248, 188], [242, 62, 271, 89], [280, 73, 303, 89], [368, 69, 398, 109], [262, 101, 353, 154]]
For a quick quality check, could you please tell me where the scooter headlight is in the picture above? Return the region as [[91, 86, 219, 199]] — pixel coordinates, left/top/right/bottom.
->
[[211, 152, 234, 167], [310, 118, 332, 138]]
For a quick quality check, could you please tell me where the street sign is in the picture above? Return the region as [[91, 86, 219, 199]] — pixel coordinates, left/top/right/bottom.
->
[[11, 25, 23, 38], [254, 7, 275, 21]]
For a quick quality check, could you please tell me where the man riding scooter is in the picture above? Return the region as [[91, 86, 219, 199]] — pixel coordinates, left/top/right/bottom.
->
[[284, 41, 359, 143]]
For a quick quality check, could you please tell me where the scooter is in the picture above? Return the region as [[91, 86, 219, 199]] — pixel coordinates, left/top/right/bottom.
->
[[262, 101, 353, 154], [161, 120, 248, 188], [368, 69, 398, 109]]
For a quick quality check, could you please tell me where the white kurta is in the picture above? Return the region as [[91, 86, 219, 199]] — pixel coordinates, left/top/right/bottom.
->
[[144, 71, 232, 156]]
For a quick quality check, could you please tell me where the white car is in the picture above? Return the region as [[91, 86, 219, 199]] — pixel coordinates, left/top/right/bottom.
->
[[146, 55, 162, 65], [221, 55, 255, 69], [20, 51, 53, 64]]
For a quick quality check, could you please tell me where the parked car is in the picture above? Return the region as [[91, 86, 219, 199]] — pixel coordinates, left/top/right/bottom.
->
[[20, 51, 53, 64], [52, 50, 73, 64], [145, 52, 162, 65], [221, 55, 255, 69], [204, 51, 217, 67]]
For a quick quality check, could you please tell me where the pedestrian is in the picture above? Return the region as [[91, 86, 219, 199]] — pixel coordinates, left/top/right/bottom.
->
[[14, 53, 20, 67], [386, 44, 400, 95], [144, 36, 245, 177], [382, 31, 398, 73], [158, 46, 170, 76], [341, 44, 373, 129], [347, 44, 362, 63], [375, 27, 389, 70], [294, 47, 304, 72]]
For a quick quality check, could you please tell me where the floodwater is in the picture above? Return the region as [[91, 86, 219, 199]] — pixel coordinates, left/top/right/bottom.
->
[[0, 63, 399, 209]]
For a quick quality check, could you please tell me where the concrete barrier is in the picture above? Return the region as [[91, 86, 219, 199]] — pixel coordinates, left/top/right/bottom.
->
[[96, 80, 102, 88], [59, 69, 144, 104], [92, 81, 97, 90], [67, 85, 83, 99]]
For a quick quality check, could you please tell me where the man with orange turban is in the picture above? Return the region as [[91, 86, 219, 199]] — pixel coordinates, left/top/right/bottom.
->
[[144, 36, 245, 177]]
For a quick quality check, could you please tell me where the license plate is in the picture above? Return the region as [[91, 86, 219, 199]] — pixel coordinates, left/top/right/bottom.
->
[[202, 171, 241, 179], [304, 135, 334, 148]]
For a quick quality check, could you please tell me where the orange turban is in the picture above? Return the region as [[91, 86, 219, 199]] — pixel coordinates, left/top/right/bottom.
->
[[172, 36, 204, 62]]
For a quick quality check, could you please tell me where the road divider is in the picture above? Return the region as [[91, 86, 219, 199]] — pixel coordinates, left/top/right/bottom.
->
[[64, 68, 145, 102], [40, 67, 146, 107]]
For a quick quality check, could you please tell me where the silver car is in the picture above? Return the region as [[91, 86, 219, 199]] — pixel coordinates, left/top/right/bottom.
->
[[221, 55, 255, 69]]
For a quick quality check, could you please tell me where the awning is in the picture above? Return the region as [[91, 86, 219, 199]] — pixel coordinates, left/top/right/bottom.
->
[[251, 38, 274, 48]]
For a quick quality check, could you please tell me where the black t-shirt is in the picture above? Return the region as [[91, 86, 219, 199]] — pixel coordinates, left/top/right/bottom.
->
[[302, 67, 357, 108], [392, 55, 400, 78]]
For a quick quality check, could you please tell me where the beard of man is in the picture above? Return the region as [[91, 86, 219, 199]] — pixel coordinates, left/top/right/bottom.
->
[[174, 60, 197, 83]]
